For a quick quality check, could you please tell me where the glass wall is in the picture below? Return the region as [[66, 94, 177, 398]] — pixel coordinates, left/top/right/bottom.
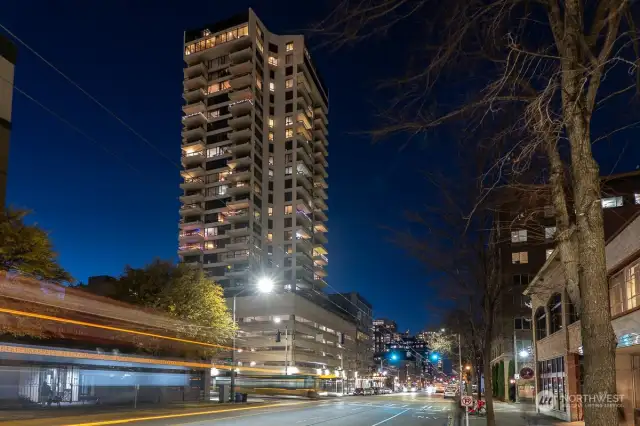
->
[[537, 356, 566, 412]]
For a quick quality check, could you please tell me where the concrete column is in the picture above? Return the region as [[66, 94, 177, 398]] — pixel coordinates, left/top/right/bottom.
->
[[203, 368, 212, 402], [566, 353, 581, 421]]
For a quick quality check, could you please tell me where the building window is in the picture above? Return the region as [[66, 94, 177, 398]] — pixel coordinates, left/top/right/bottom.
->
[[285, 244, 293, 254], [256, 76, 262, 90], [285, 54, 293, 65], [511, 229, 527, 243], [512, 251, 529, 264], [285, 103, 293, 113], [285, 153, 293, 163], [545, 226, 556, 240], [267, 233, 272, 242], [285, 166, 293, 175], [269, 82, 275, 92], [268, 132, 274, 141], [537, 357, 566, 413], [207, 80, 231, 94], [548, 293, 563, 334], [285, 116, 293, 126], [610, 260, 640, 316], [635, 193, 640, 205], [601, 196, 623, 208], [285, 129, 293, 138], [285, 205, 293, 215], [268, 118, 274, 128], [268, 169, 274, 178], [286, 42, 293, 52], [256, 38, 264, 53], [284, 231, 293, 241], [268, 56, 278, 66], [535, 307, 547, 340], [285, 78, 293, 89], [546, 249, 554, 260], [514, 317, 531, 330], [268, 207, 273, 217]]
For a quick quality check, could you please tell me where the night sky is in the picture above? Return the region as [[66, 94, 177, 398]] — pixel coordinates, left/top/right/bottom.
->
[[2, 0, 437, 332], [4, 1, 639, 334]]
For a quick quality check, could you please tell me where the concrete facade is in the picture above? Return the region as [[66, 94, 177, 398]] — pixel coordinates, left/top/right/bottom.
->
[[0, 35, 16, 208]]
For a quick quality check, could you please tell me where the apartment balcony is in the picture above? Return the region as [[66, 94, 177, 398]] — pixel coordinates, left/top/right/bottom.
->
[[313, 253, 328, 266], [183, 87, 207, 104], [179, 219, 204, 230], [181, 149, 205, 167], [229, 99, 254, 116], [182, 112, 208, 127], [296, 146, 313, 166], [226, 267, 250, 278], [228, 114, 252, 130], [228, 141, 252, 155], [296, 125, 313, 142], [229, 47, 253, 64], [180, 165, 205, 178], [228, 127, 252, 142], [315, 128, 328, 143], [226, 237, 251, 251], [314, 210, 328, 222], [226, 182, 251, 196], [297, 173, 313, 191], [225, 196, 251, 210], [226, 226, 250, 237], [180, 177, 205, 191], [183, 62, 207, 79], [314, 140, 328, 156], [314, 162, 328, 178], [182, 100, 206, 116], [313, 174, 328, 189], [314, 266, 328, 277], [314, 151, 328, 167], [314, 198, 328, 211], [183, 74, 207, 92], [314, 222, 328, 233], [178, 244, 203, 256], [229, 60, 253, 76], [297, 112, 312, 131], [179, 192, 204, 204], [296, 200, 313, 215], [296, 237, 313, 252], [182, 138, 205, 152], [314, 106, 328, 125], [222, 251, 250, 263], [228, 87, 253, 102], [181, 125, 206, 142], [314, 117, 328, 135], [296, 209, 313, 228], [227, 155, 252, 169], [227, 167, 252, 182], [224, 208, 250, 222], [179, 229, 204, 244], [313, 187, 328, 200], [314, 232, 328, 245], [179, 203, 203, 216], [295, 225, 313, 240], [296, 185, 312, 203], [229, 74, 252, 90], [313, 276, 328, 289]]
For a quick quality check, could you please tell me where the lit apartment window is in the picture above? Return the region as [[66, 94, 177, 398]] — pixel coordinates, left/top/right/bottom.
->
[[512, 251, 529, 264], [256, 38, 264, 53], [546, 249, 554, 259], [268, 207, 273, 217], [204, 241, 217, 250], [256, 77, 263, 90], [268, 156, 274, 166], [545, 226, 557, 240], [268, 56, 278, 66], [205, 227, 218, 237], [285, 166, 293, 175], [285, 79, 293, 89], [209, 109, 220, 119], [511, 229, 527, 243], [285, 244, 293, 254], [636, 193, 640, 205], [284, 231, 293, 241], [285, 116, 293, 126], [286, 42, 293, 51], [268, 169, 274, 177], [268, 118, 274, 128], [269, 82, 275, 92], [601, 196, 623, 208], [268, 132, 274, 141], [285, 205, 293, 215], [285, 129, 293, 138], [207, 80, 231, 94], [610, 259, 640, 316], [267, 233, 273, 242]]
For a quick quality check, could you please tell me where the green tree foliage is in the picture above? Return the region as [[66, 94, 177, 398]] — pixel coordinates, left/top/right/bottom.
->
[[508, 360, 515, 401], [497, 361, 505, 400], [107, 260, 236, 344], [0, 209, 72, 283]]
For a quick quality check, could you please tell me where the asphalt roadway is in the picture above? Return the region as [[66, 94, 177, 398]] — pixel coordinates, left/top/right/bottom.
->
[[66, 392, 456, 426]]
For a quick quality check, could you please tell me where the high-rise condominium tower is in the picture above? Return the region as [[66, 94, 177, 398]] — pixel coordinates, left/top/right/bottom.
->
[[179, 9, 328, 294]]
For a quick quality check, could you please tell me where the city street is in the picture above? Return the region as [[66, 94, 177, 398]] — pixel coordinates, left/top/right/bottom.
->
[[62, 393, 455, 426]]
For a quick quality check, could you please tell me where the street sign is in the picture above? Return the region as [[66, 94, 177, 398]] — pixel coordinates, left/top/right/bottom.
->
[[461, 395, 473, 407], [514, 373, 520, 380]]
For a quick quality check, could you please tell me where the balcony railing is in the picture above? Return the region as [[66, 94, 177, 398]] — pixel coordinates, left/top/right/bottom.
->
[[182, 150, 204, 158], [180, 203, 202, 211], [179, 244, 203, 251], [179, 230, 204, 238]]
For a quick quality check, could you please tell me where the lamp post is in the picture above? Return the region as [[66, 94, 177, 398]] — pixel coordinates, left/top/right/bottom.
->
[[230, 276, 274, 401]]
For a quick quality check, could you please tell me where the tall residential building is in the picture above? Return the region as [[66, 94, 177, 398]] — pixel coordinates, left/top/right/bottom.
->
[[179, 8, 328, 294], [0, 35, 16, 207]]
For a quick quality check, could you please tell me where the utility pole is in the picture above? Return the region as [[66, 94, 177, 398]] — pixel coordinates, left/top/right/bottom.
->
[[284, 326, 289, 375], [513, 331, 519, 403], [458, 333, 463, 397]]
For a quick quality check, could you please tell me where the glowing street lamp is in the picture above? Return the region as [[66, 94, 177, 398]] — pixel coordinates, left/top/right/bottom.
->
[[519, 349, 529, 359], [257, 276, 274, 293]]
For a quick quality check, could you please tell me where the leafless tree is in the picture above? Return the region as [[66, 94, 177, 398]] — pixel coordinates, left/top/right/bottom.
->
[[315, 0, 639, 423]]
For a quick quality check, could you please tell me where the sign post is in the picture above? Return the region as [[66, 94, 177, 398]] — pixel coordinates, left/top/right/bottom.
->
[[461, 395, 473, 426]]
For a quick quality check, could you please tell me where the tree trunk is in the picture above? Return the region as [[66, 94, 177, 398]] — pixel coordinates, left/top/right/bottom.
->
[[483, 317, 496, 426]]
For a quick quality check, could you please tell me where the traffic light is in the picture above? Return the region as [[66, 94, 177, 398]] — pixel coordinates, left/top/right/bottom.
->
[[390, 353, 399, 361], [430, 352, 439, 361], [276, 329, 281, 343]]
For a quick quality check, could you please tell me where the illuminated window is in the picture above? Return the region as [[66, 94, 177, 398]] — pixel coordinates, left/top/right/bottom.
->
[[205, 227, 218, 237], [268, 207, 273, 216], [545, 226, 557, 240], [284, 230, 293, 241], [285, 116, 293, 126], [256, 26, 263, 39], [285, 129, 293, 138], [635, 193, 640, 205], [209, 109, 220, 119], [208, 80, 231, 94], [285, 79, 293, 89], [286, 42, 293, 52], [267, 233, 273, 242], [204, 241, 217, 250], [285, 205, 293, 215], [256, 77, 262, 90], [256, 38, 264, 53], [268, 169, 274, 177], [511, 229, 527, 243], [269, 82, 275, 92], [268, 56, 278, 66], [546, 249, 554, 259], [285, 166, 293, 176], [512, 252, 529, 264], [268, 156, 274, 166], [268, 118, 274, 128], [285, 244, 293, 254], [602, 196, 623, 208], [268, 132, 274, 141]]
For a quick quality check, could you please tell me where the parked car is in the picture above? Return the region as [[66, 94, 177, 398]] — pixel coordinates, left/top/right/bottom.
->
[[354, 388, 365, 396], [444, 386, 459, 399], [373, 388, 381, 395], [434, 383, 446, 393], [383, 388, 393, 394]]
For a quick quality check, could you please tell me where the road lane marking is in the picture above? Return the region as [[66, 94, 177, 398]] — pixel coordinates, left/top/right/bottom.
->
[[63, 401, 314, 426], [370, 408, 411, 426]]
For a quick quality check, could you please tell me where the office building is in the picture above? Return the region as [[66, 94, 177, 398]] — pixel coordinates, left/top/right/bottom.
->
[[178, 8, 329, 293], [372, 319, 398, 355], [0, 35, 16, 207]]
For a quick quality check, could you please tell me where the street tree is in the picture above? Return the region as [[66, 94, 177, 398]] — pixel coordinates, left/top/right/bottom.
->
[[0, 208, 72, 283], [316, 0, 638, 423]]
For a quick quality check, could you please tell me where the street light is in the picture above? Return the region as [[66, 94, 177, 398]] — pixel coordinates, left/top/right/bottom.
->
[[465, 365, 471, 371], [230, 276, 274, 400], [519, 349, 529, 359]]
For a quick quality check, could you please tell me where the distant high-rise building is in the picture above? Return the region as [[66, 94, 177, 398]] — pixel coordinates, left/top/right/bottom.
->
[[179, 8, 329, 294], [0, 35, 16, 207], [372, 318, 397, 355]]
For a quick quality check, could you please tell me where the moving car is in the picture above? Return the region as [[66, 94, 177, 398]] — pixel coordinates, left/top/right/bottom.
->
[[434, 383, 446, 393], [444, 385, 459, 399], [426, 384, 436, 394]]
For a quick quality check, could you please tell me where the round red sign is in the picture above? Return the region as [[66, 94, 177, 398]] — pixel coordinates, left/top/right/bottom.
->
[[519, 367, 534, 380]]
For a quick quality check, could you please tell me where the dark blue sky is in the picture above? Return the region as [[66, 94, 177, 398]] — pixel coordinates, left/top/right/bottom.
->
[[2, 1, 439, 332]]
